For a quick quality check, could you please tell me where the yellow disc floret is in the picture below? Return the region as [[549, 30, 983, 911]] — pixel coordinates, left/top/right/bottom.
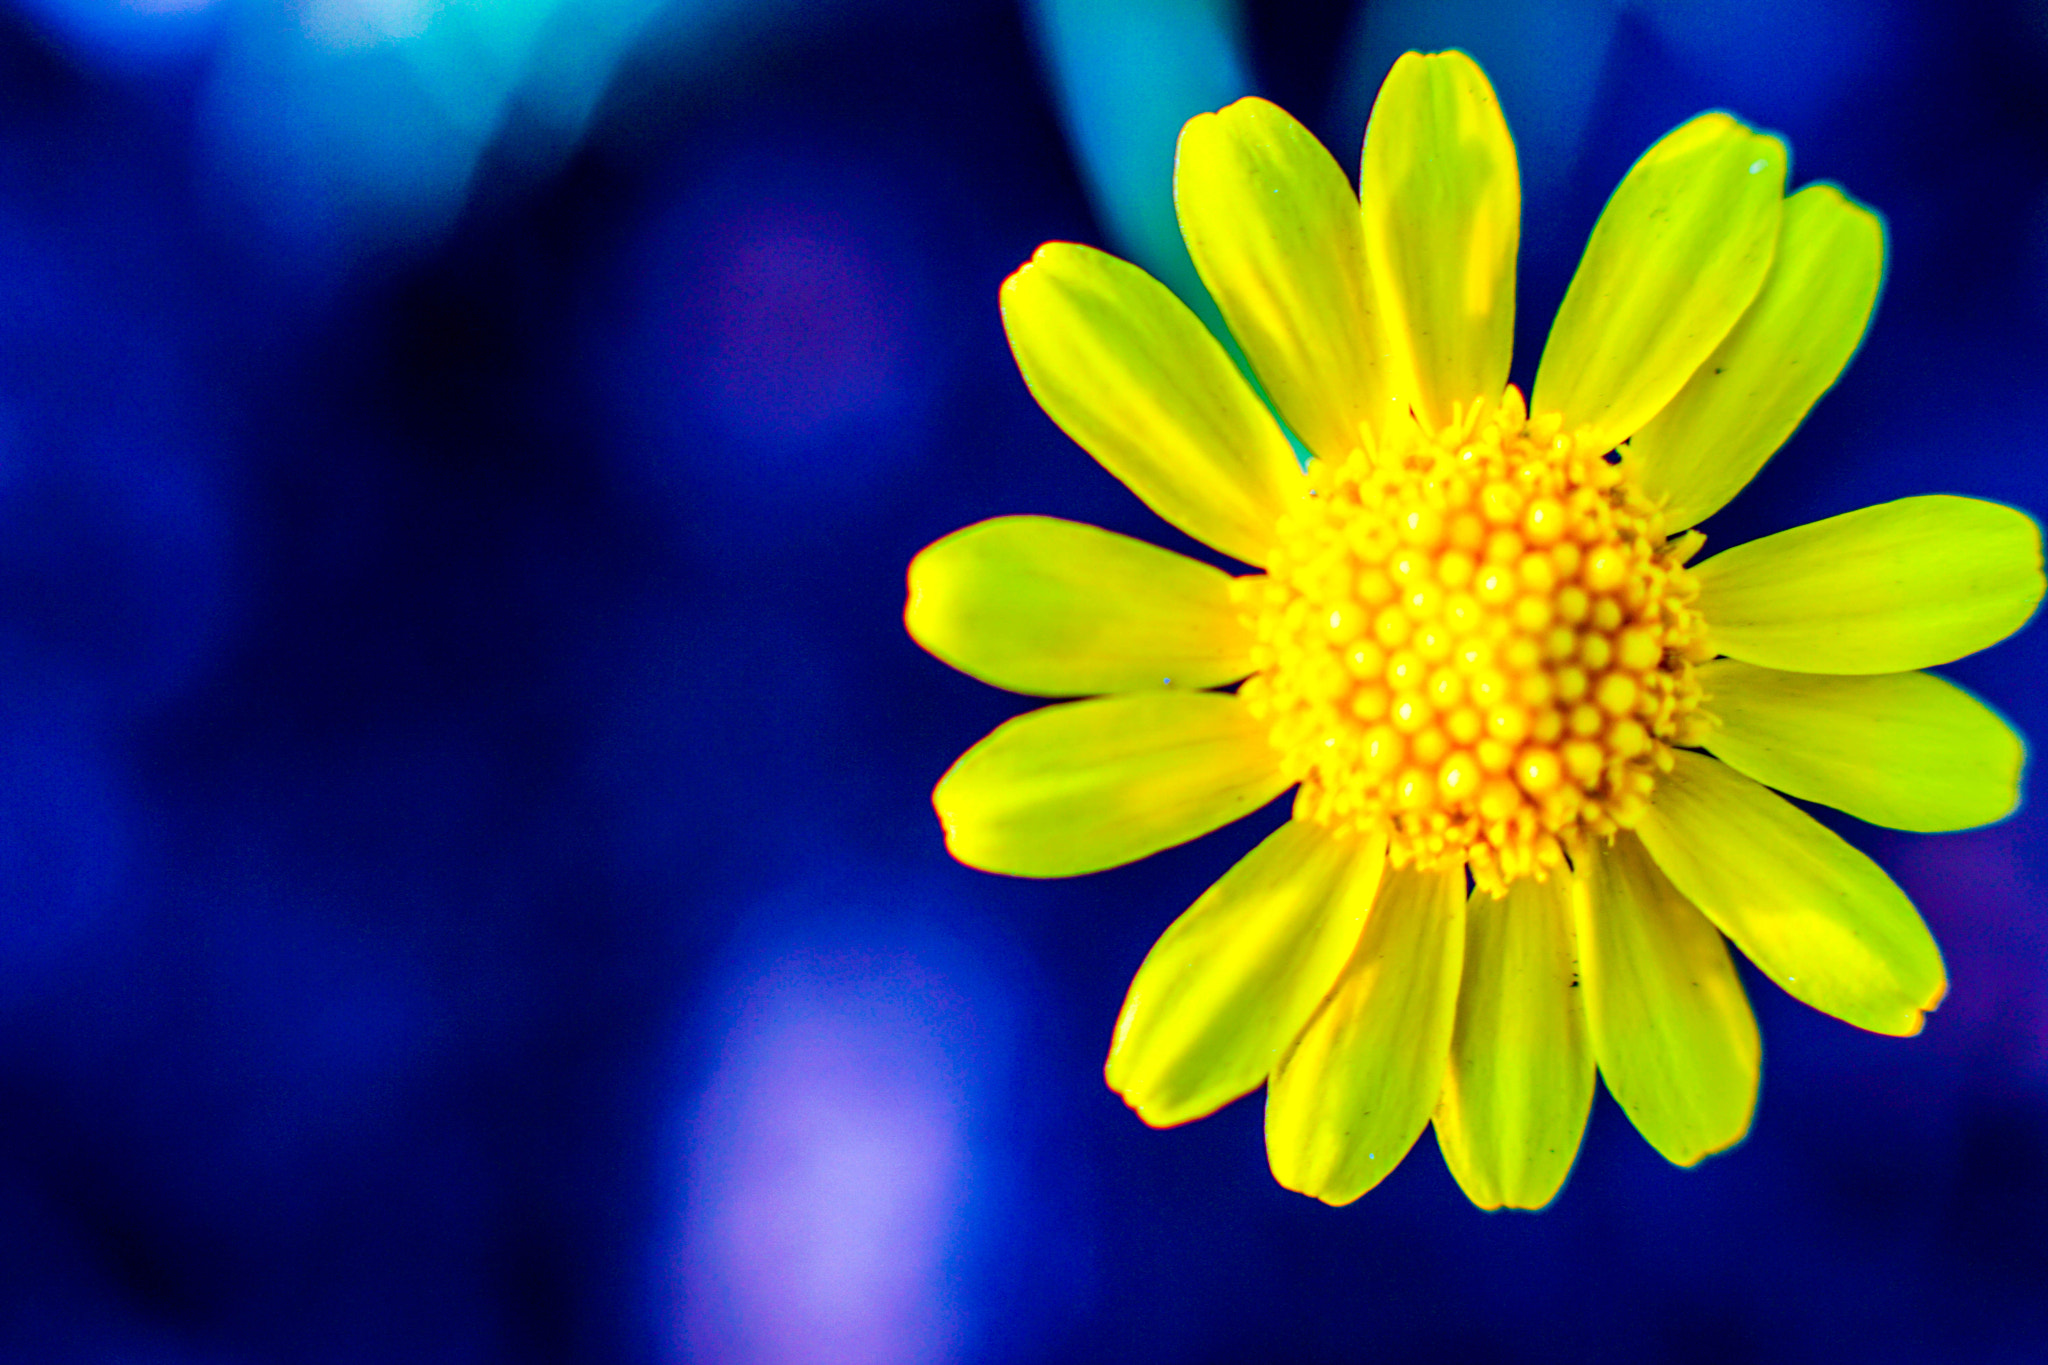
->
[[1235, 388, 1711, 894]]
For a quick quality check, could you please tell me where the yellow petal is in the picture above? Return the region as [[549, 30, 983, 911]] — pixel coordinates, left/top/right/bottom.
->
[[1175, 97, 1393, 464], [1264, 863, 1464, 1205], [933, 692, 1286, 877], [1625, 185, 1884, 531], [1107, 820, 1386, 1127], [1532, 113, 1785, 450], [1636, 750, 1945, 1036], [1001, 242, 1302, 567], [1574, 832, 1759, 1167], [1360, 50, 1519, 431], [1695, 495, 2046, 673], [905, 516, 1252, 697], [1434, 871, 1593, 1211], [1701, 659, 2023, 832]]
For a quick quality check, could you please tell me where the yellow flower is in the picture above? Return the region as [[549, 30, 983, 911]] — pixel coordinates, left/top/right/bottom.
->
[[903, 51, 2045, 1210]]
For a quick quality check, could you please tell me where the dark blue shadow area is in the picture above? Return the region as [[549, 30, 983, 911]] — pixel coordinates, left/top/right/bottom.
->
[[0, 0, 2043, 1361]]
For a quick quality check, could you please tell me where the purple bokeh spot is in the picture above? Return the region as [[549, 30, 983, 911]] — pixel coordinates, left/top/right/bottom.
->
[[677, 943, 978, 1365], [695, 208, 911, 449], [592, 137, 940, 532]]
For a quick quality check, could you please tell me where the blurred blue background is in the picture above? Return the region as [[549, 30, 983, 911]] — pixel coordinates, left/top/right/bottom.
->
[[0, 0, 2044, 1360]]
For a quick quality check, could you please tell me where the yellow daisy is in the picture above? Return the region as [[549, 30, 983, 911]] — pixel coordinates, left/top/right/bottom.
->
[[903, 51, 2045, 1210]]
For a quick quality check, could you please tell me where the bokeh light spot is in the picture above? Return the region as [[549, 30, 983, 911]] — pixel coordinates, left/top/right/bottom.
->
[[594, 141, 938, 532], [677, 933, 990, 1365], [699, 211, 909, 448]]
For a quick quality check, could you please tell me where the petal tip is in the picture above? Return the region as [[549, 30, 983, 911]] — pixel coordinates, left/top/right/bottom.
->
[[1660, 1120, 1753, 1169], [1214, 94, 1281, 121], [1007, 239, 1090, 287], [901, 537, 952, 650], [1859, 997, 1933, 1038], [1121, 1092, 1198, 1131], [1266, 1156, 1364, 1207], [1500, 1191, 1562, 1213], [999, 252, 1039, 294], [930, 771, 1007, 876], [1920, 971, 1949, 1017], [1174, 106, 1221, 155], [1411, 48, 1489, 86]]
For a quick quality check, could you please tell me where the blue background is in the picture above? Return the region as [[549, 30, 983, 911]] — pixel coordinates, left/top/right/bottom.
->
[[0, 0, 2045, 1360]]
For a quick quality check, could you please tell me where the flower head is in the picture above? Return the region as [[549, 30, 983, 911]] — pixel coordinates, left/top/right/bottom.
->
[[904, 51, 2045, 1209]]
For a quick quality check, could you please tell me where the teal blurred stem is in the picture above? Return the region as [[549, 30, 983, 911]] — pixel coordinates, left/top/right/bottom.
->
[[1022, 0, 1253, 341], [1023, 0, 1315, 467]]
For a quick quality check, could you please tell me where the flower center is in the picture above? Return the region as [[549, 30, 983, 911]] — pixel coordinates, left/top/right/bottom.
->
[[1235, 388, 1710, 894]]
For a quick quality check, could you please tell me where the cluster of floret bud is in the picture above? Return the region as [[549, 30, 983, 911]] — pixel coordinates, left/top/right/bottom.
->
[[1235, 387, 1710, 894]]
